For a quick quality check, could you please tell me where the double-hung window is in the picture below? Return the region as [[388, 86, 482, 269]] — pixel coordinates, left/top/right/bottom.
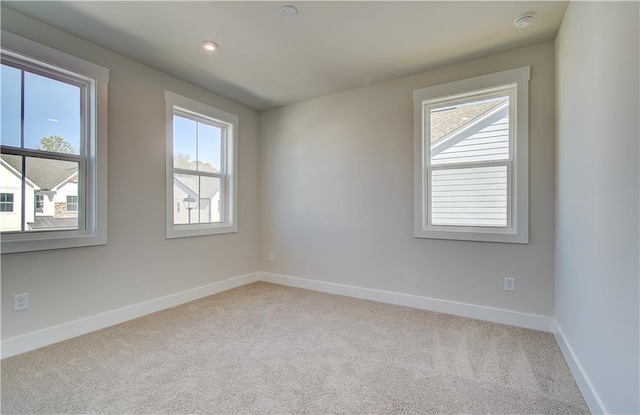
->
[[165, 91, 238, 238], [413, 67, 529, 243], [35, 194, 44, 211], [0, 31, 108, 253], [0, 193, 14, 212], [66, 196, 79, 212]]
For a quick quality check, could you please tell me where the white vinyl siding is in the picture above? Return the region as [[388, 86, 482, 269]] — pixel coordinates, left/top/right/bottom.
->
[[432, 112, 509, 165], [431, 165, 507, 227]]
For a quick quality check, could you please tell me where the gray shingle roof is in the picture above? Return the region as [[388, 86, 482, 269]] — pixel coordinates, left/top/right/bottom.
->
[[430, 98, 507, 143], [174, 174, 220, 199], [2, 156, 77, 190]]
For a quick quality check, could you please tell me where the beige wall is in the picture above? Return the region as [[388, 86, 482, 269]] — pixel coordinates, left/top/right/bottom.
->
[[555, 2, 639, 413], [259, 42, 556, 316], [0, 8, 260, 340]]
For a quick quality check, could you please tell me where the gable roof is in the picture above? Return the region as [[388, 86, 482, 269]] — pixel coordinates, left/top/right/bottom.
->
[[2, 156, 78, 191], [430, 99, 507, 144], [174, 175, 220, 201], [0, 158, 39, 190], [431, 99, 509, 157]]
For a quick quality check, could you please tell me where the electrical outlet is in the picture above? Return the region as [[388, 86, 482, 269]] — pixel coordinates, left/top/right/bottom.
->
[[13, 293, 29, 311], [504, 278, 516, 292], [267, 252, 274, 262]]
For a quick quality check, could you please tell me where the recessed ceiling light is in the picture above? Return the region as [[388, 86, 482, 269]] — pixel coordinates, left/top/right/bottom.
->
[[514, 14, 535, 29], [202, 41, 219, 52], [280, 5, 298, 17]]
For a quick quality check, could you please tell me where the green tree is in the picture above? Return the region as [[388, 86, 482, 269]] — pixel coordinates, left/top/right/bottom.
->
[[174, 152, 218, 173], [37, 135, 75, 154]]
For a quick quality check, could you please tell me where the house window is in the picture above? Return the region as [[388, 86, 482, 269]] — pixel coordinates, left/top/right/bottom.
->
[[35, 194, 44, 211], [66, 195, 78, 212], [0, 31, 108, 253], [413, 67, 530, 243], [165, 91, 238, 238], [0, 193, 14, 212]]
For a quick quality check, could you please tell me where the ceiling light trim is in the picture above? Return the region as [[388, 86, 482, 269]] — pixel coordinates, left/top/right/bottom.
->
[[202, 41, 219, 52]]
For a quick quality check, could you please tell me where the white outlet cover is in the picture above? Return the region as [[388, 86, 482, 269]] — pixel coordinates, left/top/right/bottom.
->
[[13, 293, 29, 311], [504, 278, 516, 292]]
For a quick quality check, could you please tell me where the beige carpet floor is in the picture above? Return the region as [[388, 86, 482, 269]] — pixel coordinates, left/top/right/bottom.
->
[[1, 282, 589, 414]]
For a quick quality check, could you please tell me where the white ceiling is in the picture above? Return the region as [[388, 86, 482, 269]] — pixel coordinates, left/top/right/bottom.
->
[[4, 1, 568, 111]]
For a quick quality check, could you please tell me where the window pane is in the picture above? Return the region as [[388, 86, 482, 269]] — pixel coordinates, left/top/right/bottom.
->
[[0, 154, 22, 231], [173, 173, 222, 225], [0, 193, 14, 204], [25, 157, 79, 231], [24, 72, 81, 154], [173, 173, 199, 224], [199, 176, 222, 223], [431, 165, 507, 227], [173, 115, 197, 170], [430, 96, 509, 166], [1, 64, 22, 148], [197, 123, 222, 173]]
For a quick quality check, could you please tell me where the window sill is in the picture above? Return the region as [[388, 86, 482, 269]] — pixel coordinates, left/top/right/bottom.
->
[[166, 223, 237, 239], [1, 231, 107, 254], [414, 227, 528, 244]]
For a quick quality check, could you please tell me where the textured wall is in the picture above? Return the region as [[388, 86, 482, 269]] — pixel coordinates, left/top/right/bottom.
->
[[259, 42, 556, 316], [555, 2, 640, 413], [1, 8, 260, 340]]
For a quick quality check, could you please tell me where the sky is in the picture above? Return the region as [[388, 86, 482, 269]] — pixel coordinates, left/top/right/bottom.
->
[[173, 115, 222, 173], [1, 63, 81, 153]]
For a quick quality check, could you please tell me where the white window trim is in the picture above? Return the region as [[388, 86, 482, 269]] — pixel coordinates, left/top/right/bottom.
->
[[165, 91, 238, 239], [413, 67, 529, 244], [0, 31, 108, 254]]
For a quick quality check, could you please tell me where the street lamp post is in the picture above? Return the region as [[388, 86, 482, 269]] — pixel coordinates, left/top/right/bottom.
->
[[183, 196, 196, 223]]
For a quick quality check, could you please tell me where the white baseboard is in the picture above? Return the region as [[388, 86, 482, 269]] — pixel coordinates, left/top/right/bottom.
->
[[553, 323, 607, 415], [259, 272, 554, 332], [0, 271, 557, 359], [3, 269, 604, 413], [1, 272, 260, 359]]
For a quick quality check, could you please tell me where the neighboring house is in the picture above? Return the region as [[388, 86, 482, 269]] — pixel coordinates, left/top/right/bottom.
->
[[429, 98, 509, 227], [0, 157, 79, 231], [0, 158, 39, 231], [173, 175, 221, 224]]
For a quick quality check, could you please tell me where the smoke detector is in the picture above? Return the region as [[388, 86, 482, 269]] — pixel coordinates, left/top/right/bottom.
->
[[280, 5, 298, 17], [514, 14, 535, 29]]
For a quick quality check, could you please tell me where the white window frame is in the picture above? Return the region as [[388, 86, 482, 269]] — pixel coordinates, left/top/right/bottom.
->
[[165, 91, 238, 239], [413, 67, 529, 244], [0, 31, 108, 254]]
